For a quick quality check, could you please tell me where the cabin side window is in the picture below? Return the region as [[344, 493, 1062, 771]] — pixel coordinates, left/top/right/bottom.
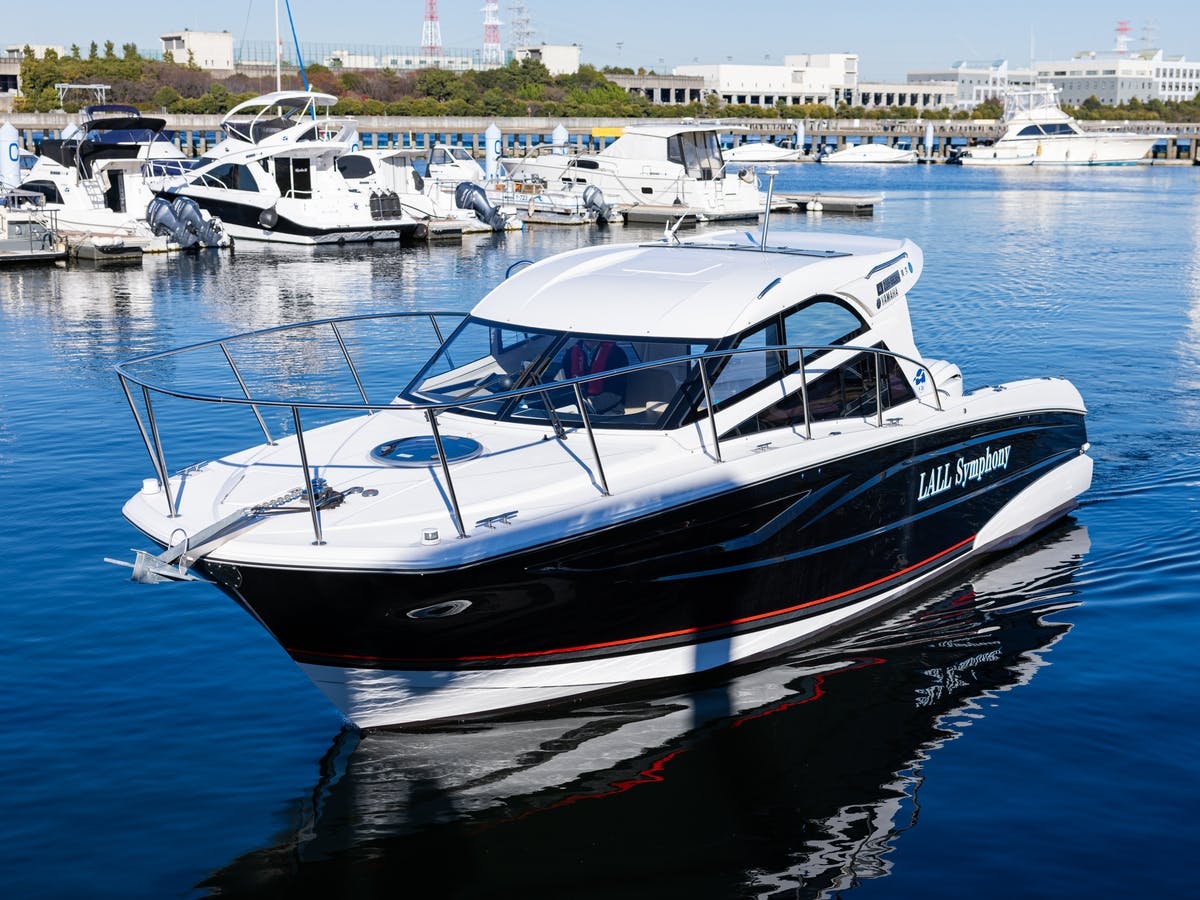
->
[[781, 297, 867, 364], [201, 163, 260, 192], [701, 296, 866, 414], [721, 347, 916, 439]]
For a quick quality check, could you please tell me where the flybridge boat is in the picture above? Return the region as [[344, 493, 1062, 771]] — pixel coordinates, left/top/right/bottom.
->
[[112, 226, 1092, 728], [951, 87, 1164, 166], [502, 123, 766, 222], [156, 90, 424, 244]]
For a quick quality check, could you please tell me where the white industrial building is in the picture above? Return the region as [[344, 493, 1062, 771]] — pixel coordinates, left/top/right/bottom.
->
[[908, 60, 1037, 109], [1038, 49, 1200, 105], [159, 30, 234, 71], [513, 44, 581, 77]]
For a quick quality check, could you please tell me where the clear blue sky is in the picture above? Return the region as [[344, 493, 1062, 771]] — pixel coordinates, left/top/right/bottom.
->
[[2, 1, 1197, 82]]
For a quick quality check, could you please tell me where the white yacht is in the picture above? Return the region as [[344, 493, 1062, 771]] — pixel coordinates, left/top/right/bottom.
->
[[724, 141, 804, 163], [157, 91, 424, 244], [20, 105, 227, 252], [113, 223, 1091, 729], [502, 123, 765, 222], [335, 147, 520, 234], [952, 87, 1164, 166], [818, 143, 917, 164]]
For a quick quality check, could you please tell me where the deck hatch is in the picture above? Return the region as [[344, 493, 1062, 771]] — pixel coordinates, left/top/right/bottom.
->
[[371, 435, 483, 468]]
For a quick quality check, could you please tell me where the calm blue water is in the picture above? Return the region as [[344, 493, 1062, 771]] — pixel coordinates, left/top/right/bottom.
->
[[2, 163, 1198, 898]]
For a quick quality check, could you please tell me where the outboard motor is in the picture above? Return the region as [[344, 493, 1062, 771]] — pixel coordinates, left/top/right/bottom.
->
[[171, 196, 224, 247], [145, 197, 198, 250], [581, 185, 616, 225], [454, 181, 508, 231]]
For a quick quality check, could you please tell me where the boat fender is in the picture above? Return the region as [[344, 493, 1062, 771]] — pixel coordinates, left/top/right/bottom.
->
[[258, 206, 279, 229]]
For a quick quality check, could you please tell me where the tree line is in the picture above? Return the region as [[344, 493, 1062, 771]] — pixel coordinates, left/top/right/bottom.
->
[[14, 45, 1200, 122]]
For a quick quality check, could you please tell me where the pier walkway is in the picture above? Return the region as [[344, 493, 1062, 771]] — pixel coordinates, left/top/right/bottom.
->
[[5, 114, 1198, 164]]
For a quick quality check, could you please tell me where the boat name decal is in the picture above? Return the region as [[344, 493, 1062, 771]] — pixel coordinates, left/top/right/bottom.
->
[[875, 270, 903, 308], [917, 444, 1012, 501]]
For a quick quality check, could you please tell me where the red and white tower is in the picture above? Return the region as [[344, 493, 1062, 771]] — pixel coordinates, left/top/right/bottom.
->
[[1114, 20, 1132, 56], [421, 0, 443, 58], [482, 2, 503, 66]]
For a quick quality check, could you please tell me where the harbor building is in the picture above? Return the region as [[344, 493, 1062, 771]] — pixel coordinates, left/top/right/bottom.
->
[[1037, 49, 1200, 105], [907, 60, 1037, 110], [613, 55, 957, 113]]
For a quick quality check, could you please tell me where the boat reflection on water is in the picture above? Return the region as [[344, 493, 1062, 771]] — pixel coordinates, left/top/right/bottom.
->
[[200, 523, 1090, 898]]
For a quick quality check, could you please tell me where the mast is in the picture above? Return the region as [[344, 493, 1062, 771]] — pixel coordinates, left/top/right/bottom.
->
[[274, 0, 282, 91]]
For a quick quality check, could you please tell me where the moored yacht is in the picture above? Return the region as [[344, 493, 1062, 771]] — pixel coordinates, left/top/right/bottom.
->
[[20, 104, 228, 252], [157, 90, 424, 244], [502, 122, 765, 221], [335, 146, 521, 234], [817, 143, 917, 164], [951, 87, 1164, 166], [112, 223, 1092, 728]]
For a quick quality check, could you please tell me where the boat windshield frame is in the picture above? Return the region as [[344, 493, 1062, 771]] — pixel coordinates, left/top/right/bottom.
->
[[400, 316, 715, 430]]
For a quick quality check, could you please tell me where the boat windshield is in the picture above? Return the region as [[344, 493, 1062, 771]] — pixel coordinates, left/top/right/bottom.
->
[[401, 317, 711, 429]]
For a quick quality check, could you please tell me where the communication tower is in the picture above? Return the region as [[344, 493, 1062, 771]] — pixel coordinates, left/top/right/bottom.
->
[[1114, 20, 1132, 56], [507, 2, 534, 51], [421, 0, 443, 58], [482, 2, 503, 66]]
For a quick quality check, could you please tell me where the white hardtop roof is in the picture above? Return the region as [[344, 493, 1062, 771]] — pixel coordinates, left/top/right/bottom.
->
[[599, 123, 721, 160], [222, 90, 339, 120], [473, 230, 923, 339]]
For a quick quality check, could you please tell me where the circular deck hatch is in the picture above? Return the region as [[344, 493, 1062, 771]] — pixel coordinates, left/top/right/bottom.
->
[[371, 435, 483, 467]]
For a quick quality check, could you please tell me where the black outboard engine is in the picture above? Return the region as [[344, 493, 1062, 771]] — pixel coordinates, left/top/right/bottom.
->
[[171, 196, 224, 247], [145, 196, 198, 249], [581, 185, 616, 225], [454, 182, 508, 231]]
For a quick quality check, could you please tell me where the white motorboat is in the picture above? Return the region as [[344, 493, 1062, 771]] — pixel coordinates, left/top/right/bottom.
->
[[0, 188, 67, 265], [335, 147, 521, 234], [112, 218, 1092, 729], [724, 141, 804, 163], [817, 143, 917, 164], [502, 123, 765, 222], [20, 105, 228, 252], [951, 87, 1164, 166], [157, 90, 425, 244]]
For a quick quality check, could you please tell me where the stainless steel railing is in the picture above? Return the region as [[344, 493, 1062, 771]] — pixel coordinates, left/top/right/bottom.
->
[[116, 311, 942, 545]]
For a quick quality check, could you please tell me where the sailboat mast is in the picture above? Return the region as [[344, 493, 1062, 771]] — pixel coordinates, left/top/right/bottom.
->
[[274, 0, 282, 91]]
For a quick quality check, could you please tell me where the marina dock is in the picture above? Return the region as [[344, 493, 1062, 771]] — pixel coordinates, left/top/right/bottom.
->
[[5, 114, 1199, 165]]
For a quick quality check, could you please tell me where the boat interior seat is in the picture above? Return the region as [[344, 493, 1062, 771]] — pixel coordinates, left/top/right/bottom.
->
[[623, 368, 678, 414]]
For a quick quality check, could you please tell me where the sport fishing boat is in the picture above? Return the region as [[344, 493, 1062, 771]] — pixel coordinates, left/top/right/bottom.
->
[[155, 90, 425, 244], [502, 122, 765, 222], [950, 87, 1164, 166], [111, 221, 1092, 729]]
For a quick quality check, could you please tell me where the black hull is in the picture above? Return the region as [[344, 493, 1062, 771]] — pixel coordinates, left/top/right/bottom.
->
[[158, 191, 422, 242], [203, 411, 1086, 672]]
